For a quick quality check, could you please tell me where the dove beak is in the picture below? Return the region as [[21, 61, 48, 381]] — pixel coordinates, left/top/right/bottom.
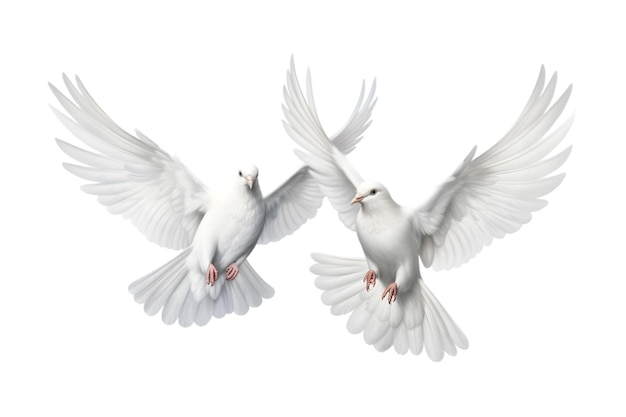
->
[[246, 176, 255, 189], [351, 194, 364, 205]]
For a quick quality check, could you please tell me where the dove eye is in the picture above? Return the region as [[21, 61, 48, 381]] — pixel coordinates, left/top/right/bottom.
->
[[371, 189, 377, 195], [239, 170, 242, 176]]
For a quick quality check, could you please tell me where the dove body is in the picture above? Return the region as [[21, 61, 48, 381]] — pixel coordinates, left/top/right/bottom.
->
[[189, 166, 266, 299], [51, 66, 375, 326], [283, 60, 572, 360], [354, 182, 421, 295]]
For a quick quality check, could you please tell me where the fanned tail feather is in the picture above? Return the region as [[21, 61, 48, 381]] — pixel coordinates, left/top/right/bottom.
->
[[311, 253, 468, 361], [128, 249, 274, 326]]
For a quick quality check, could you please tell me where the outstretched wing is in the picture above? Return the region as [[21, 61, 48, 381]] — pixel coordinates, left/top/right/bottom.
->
[[282, 58, 375, 231], [51, 75, 210, 250], [257, 166, 321, 244], [259, 58, 376, 243], [415, 67, 573, 270]]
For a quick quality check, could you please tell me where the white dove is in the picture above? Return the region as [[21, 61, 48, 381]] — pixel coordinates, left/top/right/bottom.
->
[[50, 70, 376, 326], [283, 62, 573, 360]]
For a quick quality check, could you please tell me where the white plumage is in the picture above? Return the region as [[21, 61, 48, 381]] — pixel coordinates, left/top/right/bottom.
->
[[283, 61, 573, 360], [51, 69, 376, 326]]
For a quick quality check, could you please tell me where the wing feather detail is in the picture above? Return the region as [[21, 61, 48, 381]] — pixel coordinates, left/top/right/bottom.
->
[[51, 75, 210, 250], [282, 57, 376, 230], [259, 57, 377, 243], [415, 67, 573, 270], [257, 166, 322, 245]]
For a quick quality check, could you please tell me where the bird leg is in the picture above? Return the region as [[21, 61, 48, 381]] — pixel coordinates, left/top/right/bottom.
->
[[363, 270, 377, 291], [382, 282, 398, 304], [225, 263, 239, 280], [206, 263, 218, 286]]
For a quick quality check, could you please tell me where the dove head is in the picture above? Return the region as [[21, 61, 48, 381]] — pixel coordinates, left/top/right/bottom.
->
[[238, 165, 259, 190], [351, 180, 392, 206]]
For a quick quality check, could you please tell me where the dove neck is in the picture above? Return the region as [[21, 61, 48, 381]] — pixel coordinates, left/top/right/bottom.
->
[[237, 181, 261, 199], [217, 178, 262, 205], [361, 197, 400, 218]]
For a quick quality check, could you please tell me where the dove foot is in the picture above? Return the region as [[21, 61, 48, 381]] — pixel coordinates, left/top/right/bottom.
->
[[363, 270, 377, 291], [206, 263, 218, 286], [226, 263, 239, 280], [382, 282, 398, 304]]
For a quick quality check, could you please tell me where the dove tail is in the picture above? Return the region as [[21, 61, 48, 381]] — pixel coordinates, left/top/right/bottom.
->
[[311, 253, 468, 361], [418, 279, 469, 361], [128, 248, 274, 326]]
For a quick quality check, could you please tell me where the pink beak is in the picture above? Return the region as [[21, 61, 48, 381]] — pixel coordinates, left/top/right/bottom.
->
[[351, 194, 364, 205], [246, 176, 255, 189]]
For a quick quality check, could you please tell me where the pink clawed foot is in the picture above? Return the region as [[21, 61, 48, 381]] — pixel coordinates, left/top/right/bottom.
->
[[206, 263, 218, 286], [382, 282, 398, 304], [363, 270, 377, 292], [225, 263, 239, 280]]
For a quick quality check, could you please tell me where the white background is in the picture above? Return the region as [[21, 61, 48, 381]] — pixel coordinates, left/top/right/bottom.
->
[[1, 1, 624, 415]]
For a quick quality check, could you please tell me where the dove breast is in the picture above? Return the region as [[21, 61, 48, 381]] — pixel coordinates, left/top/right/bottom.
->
[[191, 185, 266, 272], [356, 205, 420, 286]]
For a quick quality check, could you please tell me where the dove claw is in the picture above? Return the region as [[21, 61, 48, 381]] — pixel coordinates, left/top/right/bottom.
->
[[206, 263, 218, 286], [226, 263, 239, 280], [382, 282, 398, 304], [363, 270, 377, 292]]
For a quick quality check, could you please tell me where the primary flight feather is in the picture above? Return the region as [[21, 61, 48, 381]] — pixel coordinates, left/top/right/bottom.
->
[[51, 68, 376, 326], [283, 61, 573, 360]]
